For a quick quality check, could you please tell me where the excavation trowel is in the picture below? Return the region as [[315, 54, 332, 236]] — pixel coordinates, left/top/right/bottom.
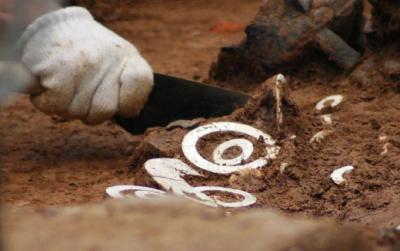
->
[[0, 62, 250, 134]]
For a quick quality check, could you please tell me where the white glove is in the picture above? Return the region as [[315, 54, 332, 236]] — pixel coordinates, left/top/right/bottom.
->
[[17, 7, 153, 125]]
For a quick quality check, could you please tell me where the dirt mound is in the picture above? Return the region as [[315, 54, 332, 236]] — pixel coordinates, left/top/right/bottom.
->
[[128, 65, 400, 228]]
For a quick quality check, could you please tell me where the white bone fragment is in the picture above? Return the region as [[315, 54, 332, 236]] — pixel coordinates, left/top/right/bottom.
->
[[320, 114, 333, 125], [106, 185, 165, 199], [145, 158, 257, 208], [280, 162, 289, 174], [182, 122, 277, 174], [381, 143, 390, 155], [395, 225, 400, 232], [315, 95, 343, 111], [276, 73, 286, 83], [310, 129, 333, 143], [274, 74, 286, 132], [298, 0, 312, 11], [330, 165, 354, 185], [266, 145, 281, 160], [144, 158, 217, 207], [379, 135, 388, 142], [379, 135, 390, 155]]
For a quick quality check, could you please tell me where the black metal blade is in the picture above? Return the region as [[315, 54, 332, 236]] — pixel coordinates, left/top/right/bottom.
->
[[114, 73, 250, 135]]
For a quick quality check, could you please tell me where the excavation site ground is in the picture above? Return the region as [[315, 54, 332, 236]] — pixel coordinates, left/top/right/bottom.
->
[[1, 1, 399, 250]]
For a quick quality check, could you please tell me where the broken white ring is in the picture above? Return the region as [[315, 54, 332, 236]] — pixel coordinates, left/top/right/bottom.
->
[[316, 95, 343, 111], [106, 185, 165, 199]]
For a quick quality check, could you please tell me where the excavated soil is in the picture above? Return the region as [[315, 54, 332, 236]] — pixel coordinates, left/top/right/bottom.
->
[[0, 0, 260, 207], [130, 65, 400, 229], [1, 0, 400, 250]]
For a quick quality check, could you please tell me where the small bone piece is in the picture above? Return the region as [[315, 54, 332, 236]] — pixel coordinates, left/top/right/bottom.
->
[[280, 162, 289, 174], [310, 129, 333, 143], [396, 225, 400, 232], [315, 95, 343, 111], [274, 74, 286, 132], [330, 165, 354, 185], [166, 118, 204, 130], [379, 135, 388, 142], [106, 185, 166, 199], [297, 0, 313, 11], [320, 114, 333, 125], [381, 143, 390, 155], [266, 145, 281, 160], [379, 134, 390, 155]]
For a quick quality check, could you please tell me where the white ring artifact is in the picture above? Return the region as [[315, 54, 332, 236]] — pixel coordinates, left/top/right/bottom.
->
[[106, 122, 277, 208], [315, 95, 344, 111], [182, 122, 277, 174], [212, 138, 254, 166]]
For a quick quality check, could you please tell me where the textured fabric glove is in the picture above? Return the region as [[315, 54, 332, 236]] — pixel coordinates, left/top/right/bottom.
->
[[17, 7, 153, 125]]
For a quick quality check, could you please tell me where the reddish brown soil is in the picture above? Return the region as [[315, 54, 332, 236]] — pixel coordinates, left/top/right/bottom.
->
[[130, 67, 400, 230], [1, 1, 399, 249], [0, 0, 260, 207]]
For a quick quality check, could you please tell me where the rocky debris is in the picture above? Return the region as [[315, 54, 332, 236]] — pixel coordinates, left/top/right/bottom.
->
[[382, 60, 400, 80], [129, 128, 186, 170], [210, 0, 364, 83], [2, 198, 380, 251], [166, 118, 205, 130], [367, 0, 400, 43], [350, 50, 400, 93]]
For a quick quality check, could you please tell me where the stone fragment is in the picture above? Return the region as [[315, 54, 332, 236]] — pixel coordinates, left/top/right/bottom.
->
[[211, 0, 363, 83], [166, 118, 205, 130], [367, 0, 400, 41], [382, 60, 400, 79]]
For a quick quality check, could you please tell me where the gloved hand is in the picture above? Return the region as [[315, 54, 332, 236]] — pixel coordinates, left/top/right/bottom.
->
[[17, 7, 153, 125]]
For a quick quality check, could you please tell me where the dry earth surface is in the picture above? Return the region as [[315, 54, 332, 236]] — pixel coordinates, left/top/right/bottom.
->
[[1, 1, 399, 251]]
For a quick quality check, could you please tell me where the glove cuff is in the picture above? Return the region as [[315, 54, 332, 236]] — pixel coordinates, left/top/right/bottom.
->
[[17, 7, 94, 52]]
